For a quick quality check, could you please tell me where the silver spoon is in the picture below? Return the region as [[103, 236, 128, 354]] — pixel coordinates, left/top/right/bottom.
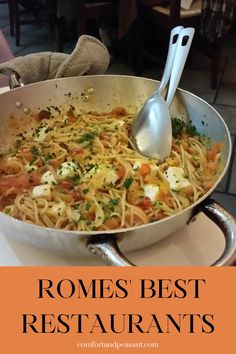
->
[[131, 27, 195, 161]]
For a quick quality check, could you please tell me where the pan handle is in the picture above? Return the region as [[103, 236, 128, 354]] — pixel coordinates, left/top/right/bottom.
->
[[87, 235, 135, 266], [87, 198, 236, 266], [193, 198, 236, 266]]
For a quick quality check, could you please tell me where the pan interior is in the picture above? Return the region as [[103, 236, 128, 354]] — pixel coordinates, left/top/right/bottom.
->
[[0, 75, 231, 206]]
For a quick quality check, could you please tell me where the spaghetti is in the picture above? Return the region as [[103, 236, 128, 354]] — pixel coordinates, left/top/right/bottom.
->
[[0, 106, 222, 231]]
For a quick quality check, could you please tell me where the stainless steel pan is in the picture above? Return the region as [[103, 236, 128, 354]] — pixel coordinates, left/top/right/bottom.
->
[[0, 74, 235, 266]]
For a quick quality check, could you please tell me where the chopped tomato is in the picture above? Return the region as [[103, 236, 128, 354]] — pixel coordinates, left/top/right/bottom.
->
[[111, 107, 127, 117], [136, 196, 152, 210], [207, 143, 222, 162], [69, 190, 84, 201], [207, 149, 217, 162], [60, 180, 73, 190], [70, 145, 84, 154], [117, 165, 126, 178], [0, 174, 30, 194], [82, 211, 95, 221], [104, 217, 120, 230], [12, 174, 30, 189], [37, 109, 50, 120], [50, 160, 60, 169], [138, 163, 151, 177], [21, 149, 34, 162], [29, 172, 41, 186], [0, 195, 16, 208]]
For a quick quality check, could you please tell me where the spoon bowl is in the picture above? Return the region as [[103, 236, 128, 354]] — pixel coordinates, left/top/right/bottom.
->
[[132, 27, 195, 161], [132, 93, 172, 159]]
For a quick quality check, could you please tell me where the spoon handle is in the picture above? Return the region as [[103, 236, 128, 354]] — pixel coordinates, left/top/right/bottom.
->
[[166, 27, 195, 107], [157, 26, 183, 95]]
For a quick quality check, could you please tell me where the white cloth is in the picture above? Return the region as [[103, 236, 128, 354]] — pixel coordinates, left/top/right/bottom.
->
[[0, 35, 110, 85]]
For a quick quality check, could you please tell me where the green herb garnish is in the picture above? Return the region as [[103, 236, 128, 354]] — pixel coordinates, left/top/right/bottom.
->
[[171, 117, 200, 138], [77, 131, 98, 145], [124, 178, 133, 189], [82, 188, 89, 195], [109, 198, 119, 206], [108, 198, 120, 211], [86, 202, 92, 210], [31, 146, 41, 156], [44, 154, 53, 161], [67, 174, 81, 184]]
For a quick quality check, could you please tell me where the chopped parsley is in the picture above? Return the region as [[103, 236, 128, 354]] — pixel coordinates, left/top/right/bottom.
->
[[31, 146, 41, 156], [86, 202, 92, 210], [82, 188, 89, 195], [124, 178, 133, 189], [108, 198, 120, 211], [44, 154, 54, 161], [109, 198, 119, 206], [77, 131, 98, 145], [67, 174, 81, 184], [172, 117, 200, 138]]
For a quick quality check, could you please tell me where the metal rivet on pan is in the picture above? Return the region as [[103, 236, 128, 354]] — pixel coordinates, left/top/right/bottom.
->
[[23, 107, 30, 114], [16, 101, 22, 108], [88, 246, 96, 254], [82, 95, 89, 102], [87, 87, 94, 95]]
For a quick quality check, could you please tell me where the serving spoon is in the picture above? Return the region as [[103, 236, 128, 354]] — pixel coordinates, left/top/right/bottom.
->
[[131, 27, 195, 161]]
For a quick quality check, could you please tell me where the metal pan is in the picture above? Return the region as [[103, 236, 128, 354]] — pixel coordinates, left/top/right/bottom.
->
[[0, 74, 235, 266]]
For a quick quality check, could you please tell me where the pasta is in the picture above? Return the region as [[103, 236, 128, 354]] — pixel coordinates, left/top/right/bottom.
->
[[0, 105, 222, 231]]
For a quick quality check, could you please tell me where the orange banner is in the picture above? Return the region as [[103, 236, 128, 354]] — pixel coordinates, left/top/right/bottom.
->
[[0, 267, 235, 354]]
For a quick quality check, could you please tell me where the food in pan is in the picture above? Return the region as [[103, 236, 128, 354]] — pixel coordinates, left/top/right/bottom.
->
[[0, 105, 222, 231]]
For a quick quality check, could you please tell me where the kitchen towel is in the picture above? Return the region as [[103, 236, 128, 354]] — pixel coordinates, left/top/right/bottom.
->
[[0, 35, 110, 85]]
